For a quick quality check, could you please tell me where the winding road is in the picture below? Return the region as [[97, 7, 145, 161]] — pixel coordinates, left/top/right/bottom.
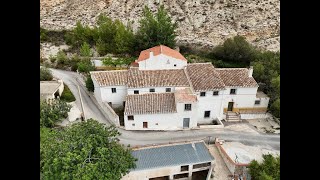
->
[[50, 68, 280, 151]]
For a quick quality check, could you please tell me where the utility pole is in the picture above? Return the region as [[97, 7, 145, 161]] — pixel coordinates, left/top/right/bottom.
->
[[78, 84, 86, 121]]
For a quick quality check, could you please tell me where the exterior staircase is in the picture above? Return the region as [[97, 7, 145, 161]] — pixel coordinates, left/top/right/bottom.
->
[[226, 111, 241, 122]]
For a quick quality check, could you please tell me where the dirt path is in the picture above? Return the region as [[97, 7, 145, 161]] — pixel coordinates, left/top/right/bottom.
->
[[208, 144, 232, 180]]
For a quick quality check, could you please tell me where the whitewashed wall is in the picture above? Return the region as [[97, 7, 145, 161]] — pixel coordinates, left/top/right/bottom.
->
[[254, 96, 270, 108], [92, 77, 102, 104], [99, 86, 127, 107], [221, 87, 259, 110], [122, 161, 214, 180], [195, 90, 225, 124], [138, 54, 187, 70], [124, 101, 198, 130], [127, 87, 180, 95]]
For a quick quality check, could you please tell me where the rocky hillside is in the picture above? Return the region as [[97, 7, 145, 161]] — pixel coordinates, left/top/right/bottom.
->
[[40, 0, 280, 51]]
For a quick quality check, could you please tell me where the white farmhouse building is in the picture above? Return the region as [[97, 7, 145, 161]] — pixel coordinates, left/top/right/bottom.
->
[[91, 45, 269, 130]]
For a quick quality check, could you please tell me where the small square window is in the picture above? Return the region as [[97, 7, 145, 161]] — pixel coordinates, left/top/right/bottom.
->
[[111, 88, 117, 93], [230, 89, 236, 94], [155, 123, 158, 125], [255, 100, 261, 105], [200, 92, 206, 96], [174, 64, 177, 67], [132, 123, 135, 126], [128, 115, 134, 120], [185, 104, 192, 111], [166, 88, 171, 92], [134, 90, 139, 94], [204, 111, 211, 118], [149, 88, 155, 92], [213, 91, 219, 96]]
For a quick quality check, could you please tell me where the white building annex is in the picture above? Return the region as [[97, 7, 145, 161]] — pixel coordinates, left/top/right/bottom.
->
[[90, 45, 270, 130], [122, 141, 215, 180]]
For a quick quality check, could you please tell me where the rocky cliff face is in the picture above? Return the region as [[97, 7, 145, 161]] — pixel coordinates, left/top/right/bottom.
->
[[40, 0, 280, 51]]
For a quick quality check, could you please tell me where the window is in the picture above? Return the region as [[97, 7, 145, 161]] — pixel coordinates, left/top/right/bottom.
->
[[166, 88, 171, 92], [185, 104, 192, 111], [132, 123, 135, 126], [134, 90, 139, 94], [230, 89, 236, 94], [174, 64, 177, 67], [149, 88, 155, 92], [181, 165, 189, 172], [173, 173, 188, 179], [200, 92, 206, 96], [155, 123, 159, 125], [204, 111, 211, 118], [128, 115, 134, 120], [213, 91, 219, 96], [255, 100, 261, 105], [193, 162, 211, 169], [111, 88, 116, 93]]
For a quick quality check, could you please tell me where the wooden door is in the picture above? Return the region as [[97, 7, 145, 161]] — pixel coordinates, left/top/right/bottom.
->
[[227, 102, 234, 111], [143, 122, 148, 128]]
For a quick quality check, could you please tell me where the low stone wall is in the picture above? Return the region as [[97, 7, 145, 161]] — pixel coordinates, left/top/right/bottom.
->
[[215, 139, 249, 176], [240, 113, 271, 120], [199, 119, 224, 129]]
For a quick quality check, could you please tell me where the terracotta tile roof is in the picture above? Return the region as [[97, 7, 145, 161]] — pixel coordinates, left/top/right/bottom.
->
[[124, 93, 177, 115], [175, 88, 197, 103], [90, 70, 128, 86], [127, 67, 190, 88], [137, 45, 187, 62], [186, 63, 226, 92], [216, 68, 258, 87]]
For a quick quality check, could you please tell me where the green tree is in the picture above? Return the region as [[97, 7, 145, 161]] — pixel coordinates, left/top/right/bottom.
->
[[135, 5, 178, 51], [40, 99, 71, 128], [86, 75, 94, 92], [248, 154, 280, 180], [56, 50, 68, 65], [65, 21, 95, 48], [270, 98, 280, 118], [77, 59, 95, 73], [212, 35, 257, 64], [95, 15, 117, 55], [40, 119, 136, 180], [102, 56, 116, 67], [114, 20, 135, 54], [80, 42, 92, 57], [40, 67, 53, 81]]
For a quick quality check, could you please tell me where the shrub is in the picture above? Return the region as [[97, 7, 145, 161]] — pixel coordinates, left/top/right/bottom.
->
[[77, 59, 95, 73], [60, 84, 76, 102], [211, 35, 258, 65], [85, 75, 94, 92], [40, 67, 53, 81]]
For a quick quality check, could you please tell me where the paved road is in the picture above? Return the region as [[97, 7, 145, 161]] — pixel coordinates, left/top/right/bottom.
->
[[50, 68, 280, 151]]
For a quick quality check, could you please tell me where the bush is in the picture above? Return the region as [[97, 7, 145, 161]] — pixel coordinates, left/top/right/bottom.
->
[[85, 75, 94, 92], [40, 99, 71, 128], [77, 59, 95, 73], [211, 35, 258, 65], [270, 98, 280, 118], [56, 50, 68, 65], [40, 67, 53, 81], [80, 42, 92, 57], [60, 83, 76, 102], [248, 154, 280, 180]]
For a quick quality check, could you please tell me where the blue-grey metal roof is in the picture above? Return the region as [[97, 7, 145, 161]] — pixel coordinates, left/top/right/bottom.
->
[[131, 142, 214, 171]]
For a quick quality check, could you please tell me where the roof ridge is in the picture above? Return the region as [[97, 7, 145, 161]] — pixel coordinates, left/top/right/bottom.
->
[[132, 140, 205, 150]]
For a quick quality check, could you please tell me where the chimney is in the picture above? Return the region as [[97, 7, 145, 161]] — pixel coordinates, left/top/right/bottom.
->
[[149, 51, 154, 58], [248, 66, 253, 77]]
